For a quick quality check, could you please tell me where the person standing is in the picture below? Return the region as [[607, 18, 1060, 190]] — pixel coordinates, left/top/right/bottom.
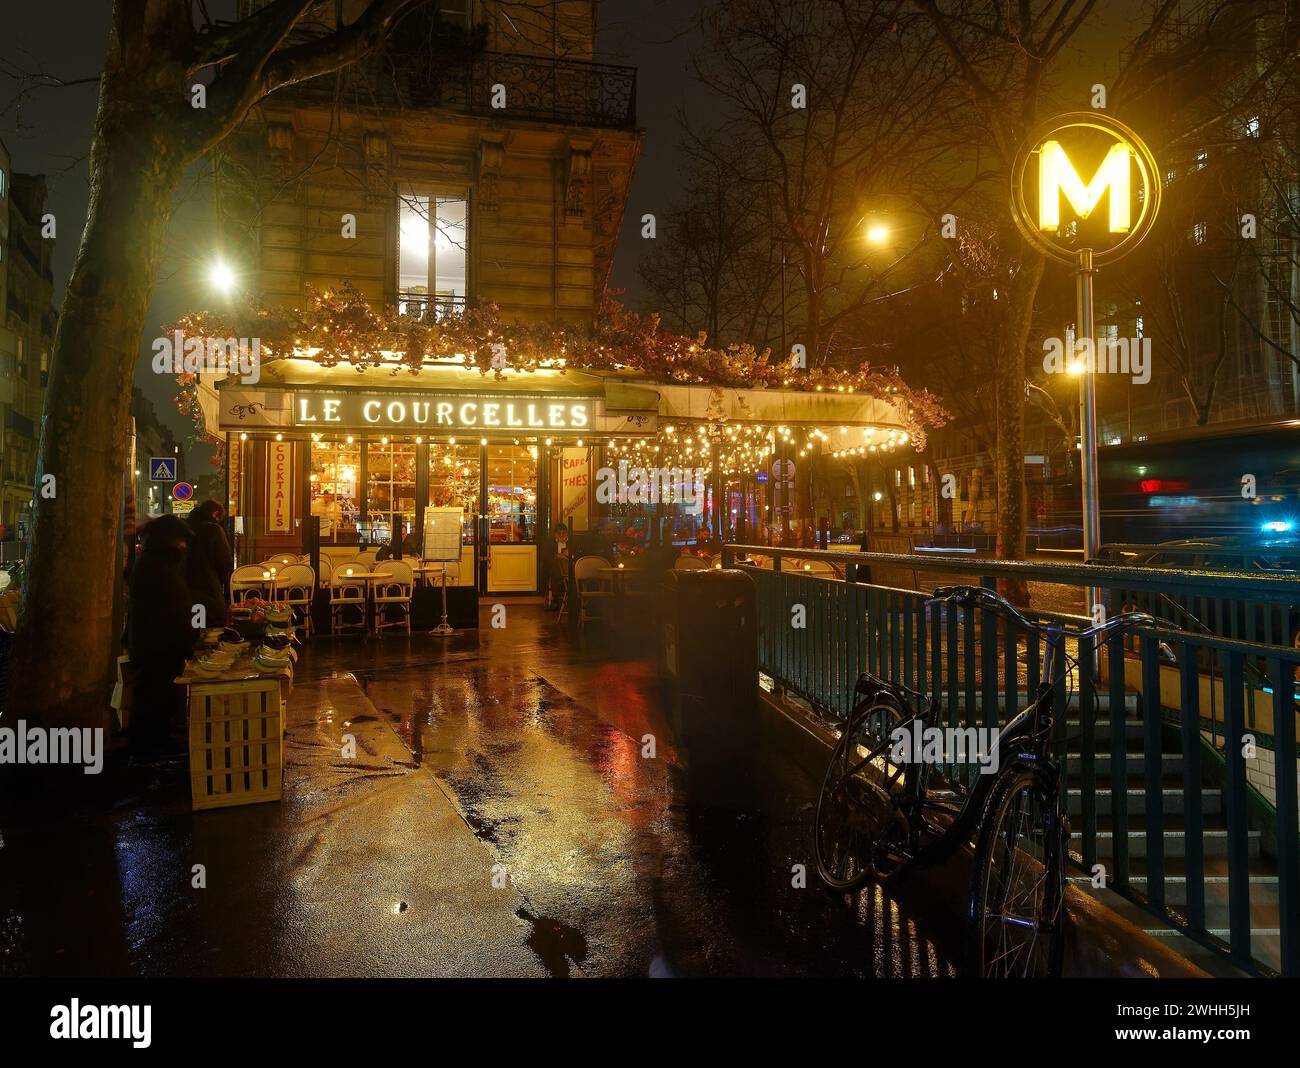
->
[[186, 499, 233, 626], [127, 515, 196, 761]]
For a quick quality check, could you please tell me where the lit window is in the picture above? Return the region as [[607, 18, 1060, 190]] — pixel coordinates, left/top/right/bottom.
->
[[1245, 115, 1261, 138], [0, 168, 6, 198], [398, 192, 467, 321], [1191, 222, 1206, 245], [1191, 150, 1208, 172], [310, 438, 361, 544]]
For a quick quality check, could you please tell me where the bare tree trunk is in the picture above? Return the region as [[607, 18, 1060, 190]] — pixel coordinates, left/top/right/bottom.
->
[[993, 251, 1045, 603], [12, 92, 186, 727]]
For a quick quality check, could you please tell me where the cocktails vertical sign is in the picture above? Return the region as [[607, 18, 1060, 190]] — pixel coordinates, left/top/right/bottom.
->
[[1011, 112, 1160, 606], [266, 440, 293, 534]]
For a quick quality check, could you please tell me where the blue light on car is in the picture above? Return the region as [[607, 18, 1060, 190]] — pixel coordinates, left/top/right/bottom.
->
[[1262, 520, 1294, 534]]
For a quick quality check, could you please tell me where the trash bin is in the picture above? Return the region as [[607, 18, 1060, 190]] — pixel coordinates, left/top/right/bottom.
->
[[660, 568, 758, 721]]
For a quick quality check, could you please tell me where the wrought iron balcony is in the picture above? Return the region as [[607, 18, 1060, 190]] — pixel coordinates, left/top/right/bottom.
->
[[286, 49, 637, 131], [397, 292, 467, 323]]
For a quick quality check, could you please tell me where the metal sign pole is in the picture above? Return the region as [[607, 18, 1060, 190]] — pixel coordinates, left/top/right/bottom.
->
[[1075, 248, 1101, 614], [433, 563, 453, 636]]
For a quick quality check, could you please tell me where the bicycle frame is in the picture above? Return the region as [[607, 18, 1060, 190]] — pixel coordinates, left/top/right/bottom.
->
[[847, 624, 1072, 868]]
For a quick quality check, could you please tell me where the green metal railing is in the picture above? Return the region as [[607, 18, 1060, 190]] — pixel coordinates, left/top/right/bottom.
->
[[723, 544, 1300, 977]]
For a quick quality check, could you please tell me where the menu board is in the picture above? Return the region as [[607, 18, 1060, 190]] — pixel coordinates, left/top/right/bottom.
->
[[423, 506, 464, 562]]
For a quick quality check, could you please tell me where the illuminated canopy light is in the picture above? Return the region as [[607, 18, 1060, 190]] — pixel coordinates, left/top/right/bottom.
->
[[1038, 140, 1132, 233]]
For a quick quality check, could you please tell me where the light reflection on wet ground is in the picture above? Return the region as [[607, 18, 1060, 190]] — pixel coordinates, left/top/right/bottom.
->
[[0, 605, 959, 977], [351, 607, 958, 977]]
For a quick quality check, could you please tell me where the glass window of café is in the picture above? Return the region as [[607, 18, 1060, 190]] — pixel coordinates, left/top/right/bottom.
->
[[364, 436, 418, 545], [428, 440, 480, 546], [309, 436, 361, 545], [487, 445, 538, 544]]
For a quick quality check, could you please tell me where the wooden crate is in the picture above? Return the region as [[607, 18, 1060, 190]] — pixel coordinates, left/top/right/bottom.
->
[[188, 677, 287, 811]]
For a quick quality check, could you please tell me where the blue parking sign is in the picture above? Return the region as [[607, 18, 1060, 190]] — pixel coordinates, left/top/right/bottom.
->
[[150, 457, 177, 482]]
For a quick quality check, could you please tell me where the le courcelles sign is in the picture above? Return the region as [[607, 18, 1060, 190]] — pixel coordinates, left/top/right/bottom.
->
[[293, 392, 592, 431]]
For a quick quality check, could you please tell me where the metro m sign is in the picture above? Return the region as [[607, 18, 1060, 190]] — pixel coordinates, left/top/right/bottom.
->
[[1038, 140, 1131, 233], [1012, 112, 1160, 265]]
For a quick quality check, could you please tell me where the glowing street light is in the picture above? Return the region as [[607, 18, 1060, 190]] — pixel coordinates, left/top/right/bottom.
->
[[865, 224, 889, 244], [208, 259, 237, 294]]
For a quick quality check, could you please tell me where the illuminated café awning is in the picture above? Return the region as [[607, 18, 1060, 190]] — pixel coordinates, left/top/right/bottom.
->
[[204, 362, 912, 439]]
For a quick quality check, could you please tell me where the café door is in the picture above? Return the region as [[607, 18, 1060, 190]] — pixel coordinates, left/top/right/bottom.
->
[[482, 444, 538, 593]]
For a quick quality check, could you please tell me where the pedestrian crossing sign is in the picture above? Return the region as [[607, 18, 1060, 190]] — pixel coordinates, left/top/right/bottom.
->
[[150, 457, 177, 482]]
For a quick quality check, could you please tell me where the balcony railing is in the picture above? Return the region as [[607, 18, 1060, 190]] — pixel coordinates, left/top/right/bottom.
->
[[287, 49, 637, 130], [396, 292, 466, 322]]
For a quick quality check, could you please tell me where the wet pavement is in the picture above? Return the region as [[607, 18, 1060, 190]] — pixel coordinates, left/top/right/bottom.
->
[[0, 605, 959, 977]]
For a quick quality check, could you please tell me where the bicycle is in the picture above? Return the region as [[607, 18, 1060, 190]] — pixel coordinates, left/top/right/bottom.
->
[[812, 584, 1154, 978]]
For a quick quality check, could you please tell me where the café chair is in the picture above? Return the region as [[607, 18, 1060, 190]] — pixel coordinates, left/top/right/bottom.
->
[[673, 555, 709, 570], [330, 562, 370, 634], [276, 564, 316, 637], [371, 560, 414, 635], [231, 563, 273, 603], [573, 555, 613, 629]]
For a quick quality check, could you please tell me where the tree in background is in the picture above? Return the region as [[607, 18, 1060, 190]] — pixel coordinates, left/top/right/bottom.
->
[[685, 0, 957, 368]]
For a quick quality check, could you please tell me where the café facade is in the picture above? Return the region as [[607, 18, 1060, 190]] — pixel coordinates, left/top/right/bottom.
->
[[200, 357, 916, 597]]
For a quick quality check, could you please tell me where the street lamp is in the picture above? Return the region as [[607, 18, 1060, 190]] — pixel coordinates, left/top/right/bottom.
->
[[208, 258, 237, 295], [865, 224, 889, 244]]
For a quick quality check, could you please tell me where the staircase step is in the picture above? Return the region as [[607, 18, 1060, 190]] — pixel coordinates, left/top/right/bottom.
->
[[1066, 787, 1222, 817], [1071, 870, 1280, 907], [930, 692, 1140, 714], [1070, 822, 1261, 859], [1064, 751, 1183, 774]]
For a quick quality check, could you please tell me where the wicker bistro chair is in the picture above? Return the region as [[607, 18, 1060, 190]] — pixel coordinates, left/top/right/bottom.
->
[[276, 564, 316, 637], [371, 560, 414, 635], [230, 563, 273, 603], [673, 555, 710, 570], [353, 548, 381, 568], [330, 561, 370, 634], [263, 554, 299, 569], [573, 555, 614, 629]]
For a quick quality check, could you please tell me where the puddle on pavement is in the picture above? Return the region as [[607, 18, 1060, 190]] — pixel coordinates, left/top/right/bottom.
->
[[517, 906, 587, 978]]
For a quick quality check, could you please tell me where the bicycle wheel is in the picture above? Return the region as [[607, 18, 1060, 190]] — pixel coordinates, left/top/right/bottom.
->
[[963, 766, 1066, 978], [813, 696, 909, 891]]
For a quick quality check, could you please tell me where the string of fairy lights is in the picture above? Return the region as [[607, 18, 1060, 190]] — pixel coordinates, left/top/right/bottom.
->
[[602, 422, 912, 475], [285, 421, 913, 481]]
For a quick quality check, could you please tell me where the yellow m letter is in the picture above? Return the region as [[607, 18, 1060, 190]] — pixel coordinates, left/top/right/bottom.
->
[[1038, 140, 1131, 233]]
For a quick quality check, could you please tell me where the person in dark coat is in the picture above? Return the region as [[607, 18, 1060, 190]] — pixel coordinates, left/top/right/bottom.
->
[[185, 499, 233, 626], [128, 515, 196, 761]]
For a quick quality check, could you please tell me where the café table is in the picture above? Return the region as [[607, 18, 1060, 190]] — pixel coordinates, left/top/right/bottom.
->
[[593, 564, 650, 625]]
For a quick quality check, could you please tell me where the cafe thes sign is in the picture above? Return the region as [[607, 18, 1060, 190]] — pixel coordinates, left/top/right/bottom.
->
[[294, 392, 592, 431]]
